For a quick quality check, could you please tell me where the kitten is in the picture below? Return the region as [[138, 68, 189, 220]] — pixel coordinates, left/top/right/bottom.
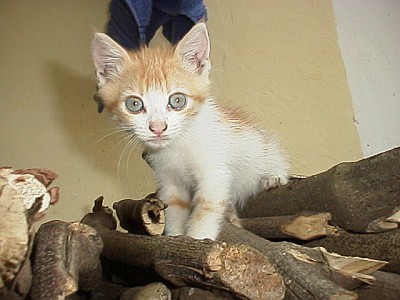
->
[[91, 23, 289, 240]]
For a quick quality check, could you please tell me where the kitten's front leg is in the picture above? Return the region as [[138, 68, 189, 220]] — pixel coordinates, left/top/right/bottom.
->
[[186, 171, 231, 240], [157, 185, 191, 236]]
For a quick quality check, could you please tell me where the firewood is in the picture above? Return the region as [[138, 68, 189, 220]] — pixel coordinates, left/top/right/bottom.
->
[[113, 198, 166, 235], [171, 286, 234, 300], [120, 282, 171, 300], [241, 212, 335, 240], [80, 196, 117, 231], [219, 222, 387, 300], [81, 199, 286, 300], [30, 220, 103, 300], [355, 271, 400, 300], [303, 228, 400, 274], [240, 146, 400, 233], [84, 279, 127, 300], [0, 167, 58, 300]]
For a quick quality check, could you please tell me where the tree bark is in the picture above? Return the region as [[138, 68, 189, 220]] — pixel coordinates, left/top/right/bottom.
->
[[113, 198, 166, 236], [81, 199, 285, 300], [303, 228, 400, 274], [120, 282, 171, 300], [171, 286, 234, 300], [355, 271, 400, 300], [241, 212, 335, 240], [219, 222, 386, 300], [30, 220, 103, 300], [0, 168, 58, 300], [240, 147, 400, 233]]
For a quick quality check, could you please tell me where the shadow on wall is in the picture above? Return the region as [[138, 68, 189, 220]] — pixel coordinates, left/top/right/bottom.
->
[[45, 60, 147, 188]]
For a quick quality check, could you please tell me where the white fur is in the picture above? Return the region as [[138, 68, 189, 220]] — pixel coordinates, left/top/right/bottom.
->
[[92, 23, 289, 240], [145, 99, 289, 239]]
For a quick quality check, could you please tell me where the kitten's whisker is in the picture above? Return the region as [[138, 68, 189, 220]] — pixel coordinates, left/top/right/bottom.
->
[[117, 133, 139, 181], [117, 136, 132, 182], [114, 131, 135, 148], [85, 126, 124, 137], [125, 136, 140, 178], [96, 128, 128, 143]]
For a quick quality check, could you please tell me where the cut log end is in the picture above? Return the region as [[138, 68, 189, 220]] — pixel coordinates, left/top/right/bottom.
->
[[113, 198, 166, 236], [241, 212, 335, 241], [215, 243, 285, 300], [141, 198, 166, 236], [155, 241, 285, 300], [282, 213, 335, 240]]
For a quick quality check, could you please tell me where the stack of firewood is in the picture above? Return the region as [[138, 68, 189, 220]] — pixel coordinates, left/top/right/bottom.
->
[[1, 147, 399, 300]]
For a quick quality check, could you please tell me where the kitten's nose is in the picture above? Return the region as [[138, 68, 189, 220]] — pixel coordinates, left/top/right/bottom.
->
[[149, 121, 168, 136]]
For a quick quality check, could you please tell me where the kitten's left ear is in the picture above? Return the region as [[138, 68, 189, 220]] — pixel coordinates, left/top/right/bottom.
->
[[92, 33, 130, 86], [175, 23, 211, 75]]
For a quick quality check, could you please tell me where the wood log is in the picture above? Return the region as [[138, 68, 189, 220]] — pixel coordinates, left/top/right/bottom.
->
[[81, 279, 127, 300], [81, 199, 285, 300], [120, 282, 171, 300], [113, 198, 166, 235], [241, 212, 335, 240], [355, 271, 400, 300], [0, 168, 58, 300], [30, 220, 103, 300], [219, 222, 386, 300], [303, 228, 400, 274], [171, 286, 234, 300], [240, 147, 400, 233], [80, 196, 117, 231]]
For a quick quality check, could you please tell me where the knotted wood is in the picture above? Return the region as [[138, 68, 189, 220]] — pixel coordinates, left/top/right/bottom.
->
[[30, 221, 103, 300], [240, 147, 400, 233], [81, 199, 285, 300], [219, 222, 386, 300]]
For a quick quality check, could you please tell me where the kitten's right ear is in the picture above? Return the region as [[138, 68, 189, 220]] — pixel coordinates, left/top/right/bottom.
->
[[92, 33, 130, 85], [175, 23, 211, 75]]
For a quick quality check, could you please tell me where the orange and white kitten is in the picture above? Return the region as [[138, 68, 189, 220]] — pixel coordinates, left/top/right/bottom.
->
[[92, 23, 289, 240]]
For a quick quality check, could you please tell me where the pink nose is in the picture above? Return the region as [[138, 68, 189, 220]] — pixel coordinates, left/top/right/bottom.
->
[[149, 121, 167, 136]]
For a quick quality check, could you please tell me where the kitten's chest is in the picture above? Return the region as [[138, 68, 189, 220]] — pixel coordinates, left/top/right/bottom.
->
[[147, 141, 200, 182]]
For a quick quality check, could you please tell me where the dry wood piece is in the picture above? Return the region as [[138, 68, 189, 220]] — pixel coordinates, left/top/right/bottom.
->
[[304, 228, 400, 274], [240, 146, 400, 233], [355, 271, 400, 300], [0, 167, 58, 300], [219, 222, 386, 300], [171, 286, 234, 300], [241, 212, 335, 240], [30, 220, 103, 300], [81, 199, 285, 300], [80, 196, 117, 231], [113, 198, 166, 235], [120, 282, 171, 300]]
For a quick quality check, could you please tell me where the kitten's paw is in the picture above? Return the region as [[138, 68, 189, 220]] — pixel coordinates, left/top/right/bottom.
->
[[226, 214, 242, 228], [225, 203, 242, 228], [186, 225, 220, 240], [164, 227, 185, 236], [262, 174, 288, 190], [186, 231, 218, 240]]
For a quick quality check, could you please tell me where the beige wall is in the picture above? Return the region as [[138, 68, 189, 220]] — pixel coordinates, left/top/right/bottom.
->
[[0, 0, 362, 224]]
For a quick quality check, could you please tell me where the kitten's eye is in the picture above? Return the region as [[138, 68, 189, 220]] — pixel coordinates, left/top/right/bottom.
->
[[125, 96, 144, 113], [168, 93, 187, 110]]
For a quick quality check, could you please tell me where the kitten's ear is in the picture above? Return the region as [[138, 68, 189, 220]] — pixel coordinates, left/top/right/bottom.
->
[[92, 33, 130, 85], [174, 23, 211, 75]]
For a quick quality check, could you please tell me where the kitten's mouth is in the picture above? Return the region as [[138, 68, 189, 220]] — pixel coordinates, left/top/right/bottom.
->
[[145, 136, 171, 147]]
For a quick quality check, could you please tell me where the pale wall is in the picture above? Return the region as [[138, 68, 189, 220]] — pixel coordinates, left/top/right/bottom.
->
[[333, 0, 400, 157], [0, 0, 362, 224]]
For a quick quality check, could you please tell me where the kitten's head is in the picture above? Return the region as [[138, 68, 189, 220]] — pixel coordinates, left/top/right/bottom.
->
[[92, 23, 211, 149]]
